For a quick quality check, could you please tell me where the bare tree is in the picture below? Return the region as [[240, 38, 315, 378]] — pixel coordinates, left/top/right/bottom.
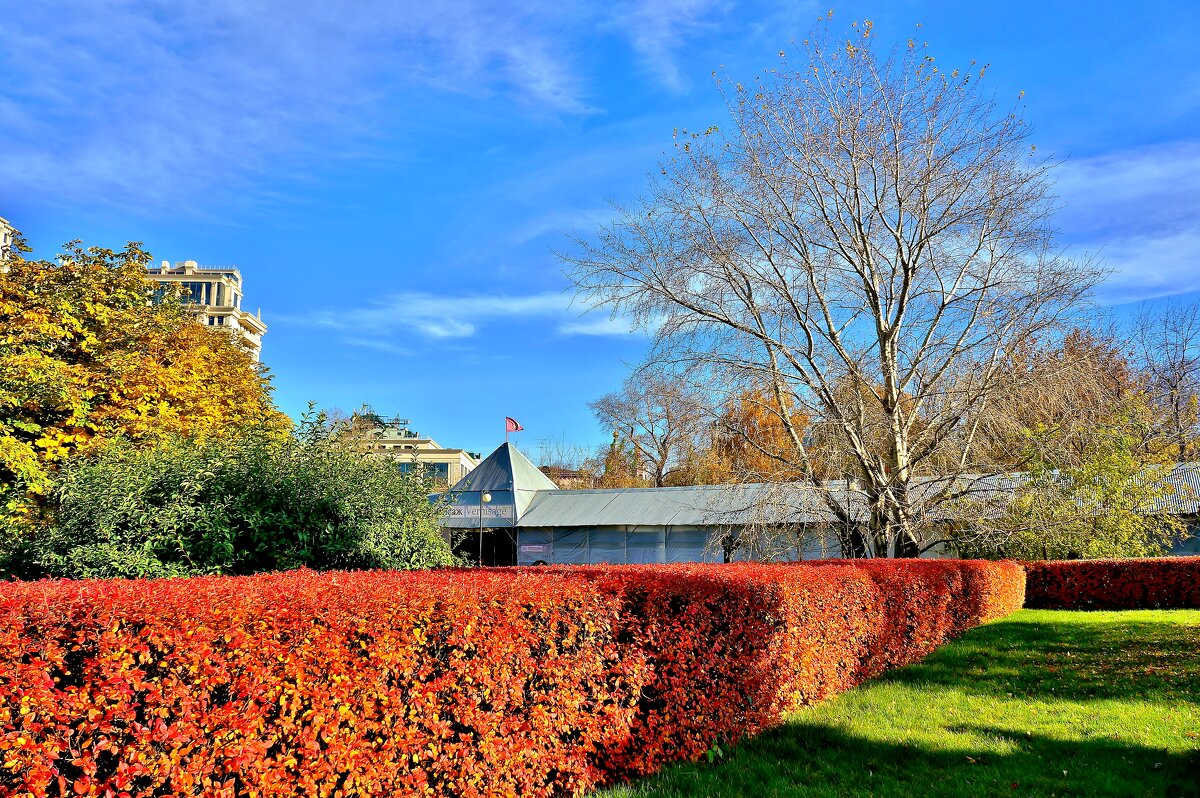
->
[[316, 406, 377, 446], [968, 329, 1146, 470], [534, 434, 600, 488], [565, 21, 1101, 557], [534, 435, 594, 471], [1134, 300, 1200, 461], [590, 369, 707, 487]]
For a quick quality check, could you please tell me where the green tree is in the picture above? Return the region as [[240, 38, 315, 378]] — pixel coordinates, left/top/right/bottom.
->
[[0, 233, 285, 538], [958, 399, 1186, 560], [16, 410, 457, 579]]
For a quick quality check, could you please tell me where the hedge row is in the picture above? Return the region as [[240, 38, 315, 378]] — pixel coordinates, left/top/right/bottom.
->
[[1024, 558, 1200, 609], [0, 560, 1024, 797]]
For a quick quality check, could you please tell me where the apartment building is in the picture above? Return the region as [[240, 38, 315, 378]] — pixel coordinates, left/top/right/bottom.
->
[[0, 216, 14, 260], [147, 260, 267, 360], [361, 414, 479, 486]]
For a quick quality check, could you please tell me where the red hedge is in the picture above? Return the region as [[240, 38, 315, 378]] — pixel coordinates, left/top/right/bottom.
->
[[0, 561, 1024, 797], [1024, 558, 1200, 610]]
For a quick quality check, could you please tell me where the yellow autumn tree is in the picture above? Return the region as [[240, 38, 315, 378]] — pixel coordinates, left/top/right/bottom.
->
[[710, 387, 810, 483], [0, 235, 286, 529]]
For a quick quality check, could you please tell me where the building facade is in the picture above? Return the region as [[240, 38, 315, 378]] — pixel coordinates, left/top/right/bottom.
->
[[146, 260, 268, 360], [362, 415, 479, 487], [0, 216, 14, 260]]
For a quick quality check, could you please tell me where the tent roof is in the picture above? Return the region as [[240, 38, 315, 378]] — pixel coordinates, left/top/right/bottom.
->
[[446, 442, 559, 494], [517, 482, 846, 528], [515, 463, 1200, 528]]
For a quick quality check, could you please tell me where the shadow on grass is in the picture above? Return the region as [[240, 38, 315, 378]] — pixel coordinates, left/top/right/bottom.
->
[[648, 722, 1200, 798], [879, 613, 1200, 705], [605, 612, 1200, 798]]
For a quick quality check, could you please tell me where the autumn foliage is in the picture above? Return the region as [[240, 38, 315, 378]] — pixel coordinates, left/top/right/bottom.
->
[[0, 239, 285, 528], [1024, 558, 1200, 610], [0, 560, 1023, 797]]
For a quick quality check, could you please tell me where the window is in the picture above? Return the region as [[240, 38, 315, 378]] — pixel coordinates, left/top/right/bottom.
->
[[180, 281, 213, 304], [396, 461, 450, 480]]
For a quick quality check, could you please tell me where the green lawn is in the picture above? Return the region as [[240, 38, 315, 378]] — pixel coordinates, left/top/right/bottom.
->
[[603, 610, 1200, 798]]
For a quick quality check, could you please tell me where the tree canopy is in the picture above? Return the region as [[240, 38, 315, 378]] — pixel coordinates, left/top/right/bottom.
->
[[0, 234, 286, 533], [565, 21, 1175, 557], [22, 411, 456, 579]]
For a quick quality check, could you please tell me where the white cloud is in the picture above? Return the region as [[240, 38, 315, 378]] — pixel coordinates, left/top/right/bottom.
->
[[558, 316, 641, 336], [310, 289, 643, 351], [510, 205, 619, 244], [1055, 141, 1200, 239], [314, 292, 567, 339], [0, 0, 747, 210], [1053, 141, 1200, 303], [607, 0, 727, 92], [339, 338, 417, 356], [1086, 229, 1200, 305]]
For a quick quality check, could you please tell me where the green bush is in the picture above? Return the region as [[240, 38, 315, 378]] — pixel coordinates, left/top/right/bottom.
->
[[13, 412, 458, 579]]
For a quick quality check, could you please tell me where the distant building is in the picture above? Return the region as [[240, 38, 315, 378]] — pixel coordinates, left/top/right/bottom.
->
[[146, 260, 267, 360], [362, 414, 479, 487], [538, 465, 597, 490], [0, 216, 15, 262]]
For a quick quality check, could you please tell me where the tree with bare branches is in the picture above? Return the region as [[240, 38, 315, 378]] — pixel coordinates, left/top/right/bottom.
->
[[534, 435, 601, 489], [1135, 300, 1200, 461], [565, 20, 1102, 557], [590, 370, 707, 487], [968, 329, 1146, 471]]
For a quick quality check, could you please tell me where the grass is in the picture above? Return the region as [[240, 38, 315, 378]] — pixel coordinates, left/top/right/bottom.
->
[[603, 610, 1200, 798]]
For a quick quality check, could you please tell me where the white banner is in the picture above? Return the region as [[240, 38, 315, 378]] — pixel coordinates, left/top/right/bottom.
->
[[445, 504, 514, 520]]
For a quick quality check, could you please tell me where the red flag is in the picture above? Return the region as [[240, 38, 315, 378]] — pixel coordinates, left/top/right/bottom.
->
[[505, 417, 524, 432]]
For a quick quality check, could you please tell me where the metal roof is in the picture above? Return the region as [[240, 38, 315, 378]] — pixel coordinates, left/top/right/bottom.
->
[[1119, 461, 1200, 516], [517, 481, 850, 528], [446, 442, 558, 494], [435, 441, 1200, 530], [438, 443, 559, 527], [941, 463, 1200, 518]]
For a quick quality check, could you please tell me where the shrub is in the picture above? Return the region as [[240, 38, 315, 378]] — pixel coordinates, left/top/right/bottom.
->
[[1024, 557, 1200, 609], [14, 412, 456, 579], [0, 560, 1024, 797]]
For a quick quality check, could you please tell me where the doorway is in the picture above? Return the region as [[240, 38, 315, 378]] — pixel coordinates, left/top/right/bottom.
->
[[455, 528, 518, 567]]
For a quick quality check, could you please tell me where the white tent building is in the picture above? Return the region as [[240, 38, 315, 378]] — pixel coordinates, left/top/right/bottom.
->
[[437, 443, 857, 566], [436, 443, 1200, 566]]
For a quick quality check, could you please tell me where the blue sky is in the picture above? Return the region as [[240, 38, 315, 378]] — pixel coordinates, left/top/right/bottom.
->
[[3, 0, 1199, 458]]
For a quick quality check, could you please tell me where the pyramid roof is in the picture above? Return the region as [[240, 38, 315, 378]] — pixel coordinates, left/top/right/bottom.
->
[[439, 443, 558, 527], [447, 442, 558, 494]]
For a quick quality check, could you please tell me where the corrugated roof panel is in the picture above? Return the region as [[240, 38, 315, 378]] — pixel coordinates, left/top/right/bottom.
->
[[518, 482, 848, 528]]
